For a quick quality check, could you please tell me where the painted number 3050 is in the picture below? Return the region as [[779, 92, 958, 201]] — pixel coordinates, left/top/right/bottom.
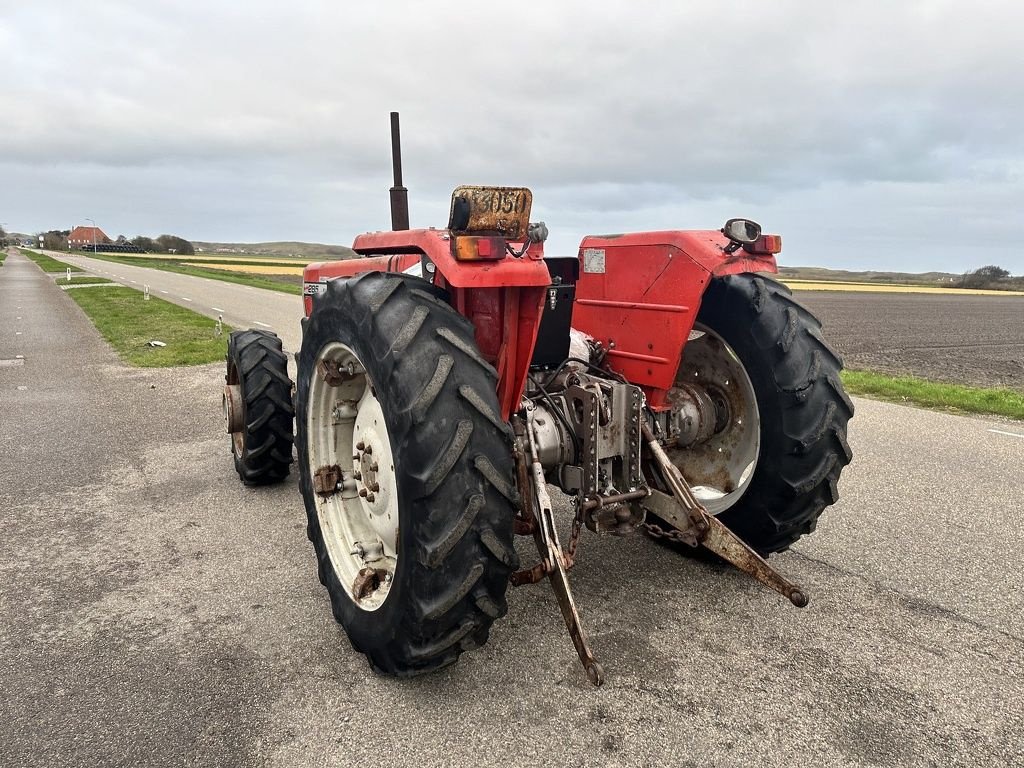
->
[[468, 188, 529, 215]]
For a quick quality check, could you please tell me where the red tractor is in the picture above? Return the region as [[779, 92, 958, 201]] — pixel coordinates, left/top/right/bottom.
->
[[222, 114, 853, 685]]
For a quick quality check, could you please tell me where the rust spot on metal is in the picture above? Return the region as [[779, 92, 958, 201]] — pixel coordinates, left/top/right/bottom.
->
[[510, 559, 549, 587], [317, 358, 357, 387], [449, 185, 533, 240], [352, 567, 388, 600], [511, 416, 536, 535], [313, 464, 342, 496], [641, 424, 809, 608], [223, 384, 244, 435]]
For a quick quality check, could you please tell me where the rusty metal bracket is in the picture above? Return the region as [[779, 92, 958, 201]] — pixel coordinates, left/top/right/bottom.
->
[[313, 464, 342, 497], [640, 424, 809, 608], [317, 358, 362, 387], [353, 567, 389, 601], [510, 417, 537, 536], [527, 412, 604, 686]]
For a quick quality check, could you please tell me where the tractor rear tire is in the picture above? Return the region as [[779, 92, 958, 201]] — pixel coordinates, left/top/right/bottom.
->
[[295, 272, 519, 677], [225, 329, 294, 485], [662, 274, 853, 554]]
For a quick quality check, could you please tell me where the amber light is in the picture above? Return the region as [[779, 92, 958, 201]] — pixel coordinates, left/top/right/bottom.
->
[[745, 234, 783, 255], [452, 236, 506, 261]]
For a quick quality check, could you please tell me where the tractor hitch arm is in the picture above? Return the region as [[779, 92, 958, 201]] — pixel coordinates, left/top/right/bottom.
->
[[512, 413, 605, 686], [641, 425, 809, 608]]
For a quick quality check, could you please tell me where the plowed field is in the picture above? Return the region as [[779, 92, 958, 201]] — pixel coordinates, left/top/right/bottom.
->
[[799, 292, 1024, 391]]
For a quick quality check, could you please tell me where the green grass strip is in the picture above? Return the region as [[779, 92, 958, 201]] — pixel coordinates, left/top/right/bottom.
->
[[57, 275, 113, 285], [67, 286, 231, 367], [20, 248, 75, 273], [841, 369, 1024, 420]]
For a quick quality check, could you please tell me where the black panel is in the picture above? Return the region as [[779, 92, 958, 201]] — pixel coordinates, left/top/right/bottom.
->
[[543, 256, 580, 286], [531, 283, 575, 369]]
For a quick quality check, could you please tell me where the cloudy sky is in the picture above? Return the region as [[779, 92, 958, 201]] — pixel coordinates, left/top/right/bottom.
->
[[2, 1, 1021, 273]]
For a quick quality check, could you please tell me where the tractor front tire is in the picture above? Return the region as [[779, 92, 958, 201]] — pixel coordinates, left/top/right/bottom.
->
[[666, 274, 854, 554], [225, 329, 294, 485], [295, 272, 519, 677]]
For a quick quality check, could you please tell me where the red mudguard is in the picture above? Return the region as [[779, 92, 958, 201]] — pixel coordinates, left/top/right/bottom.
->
[[571, 230, 778, 410], [303, 229, 550, 421]]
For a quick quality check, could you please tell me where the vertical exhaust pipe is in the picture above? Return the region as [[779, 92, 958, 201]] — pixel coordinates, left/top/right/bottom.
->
[[389, 111, 410, 231]]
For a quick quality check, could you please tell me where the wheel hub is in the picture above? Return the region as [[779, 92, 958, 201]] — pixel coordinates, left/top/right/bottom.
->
[[306, 342, 400, 611], [668, 323, 760, 516]]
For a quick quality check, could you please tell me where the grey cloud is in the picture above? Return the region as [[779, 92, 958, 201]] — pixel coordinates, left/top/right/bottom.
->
[[2, 0, 1022, 272]]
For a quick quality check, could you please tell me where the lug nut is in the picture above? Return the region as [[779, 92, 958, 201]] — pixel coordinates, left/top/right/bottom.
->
[[363, 445, 372, 455], [365, 493, 375, 503], [359, 488, 368, 498], [370, 461, 379, 472], [370, 482, 380, 492], [353, 471, 362, 480], [355, 441, 366, 451]]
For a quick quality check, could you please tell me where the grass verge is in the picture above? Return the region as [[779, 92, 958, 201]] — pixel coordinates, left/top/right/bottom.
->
[[841, 369, 1024, 420], [77, 252, 301, 294], [20, 248, 76, 273], [57, 275, 113, 285], [67, 286, 231, 367]]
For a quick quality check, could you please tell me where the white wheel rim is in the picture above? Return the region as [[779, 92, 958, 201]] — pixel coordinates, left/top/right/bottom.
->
[[671, 323, 760, 516], [307, 342, 399, 611]]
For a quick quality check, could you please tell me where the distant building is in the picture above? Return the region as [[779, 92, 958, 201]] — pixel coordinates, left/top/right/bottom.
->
[[68, 225, 110, 248]]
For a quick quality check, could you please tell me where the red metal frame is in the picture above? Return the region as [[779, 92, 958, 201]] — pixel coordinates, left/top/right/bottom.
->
[[304, 229, 549, 420], [572, 230, 777, 410], [303, 226, 778, 417]]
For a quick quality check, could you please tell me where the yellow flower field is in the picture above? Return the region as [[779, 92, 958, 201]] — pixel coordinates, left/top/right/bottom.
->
[[780, 280, 1024, 296], [149, 254, 310, 265], [184, 262, 306, 275], [182, 263, 1024, 296]]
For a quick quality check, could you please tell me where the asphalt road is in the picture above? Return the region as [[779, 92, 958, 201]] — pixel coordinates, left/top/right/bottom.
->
[[3, 249, 1023, 767], [52, 250, 305, 353]]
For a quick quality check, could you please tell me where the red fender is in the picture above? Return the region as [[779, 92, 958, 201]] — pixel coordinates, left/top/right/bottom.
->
[[572, 230, 779, 410]]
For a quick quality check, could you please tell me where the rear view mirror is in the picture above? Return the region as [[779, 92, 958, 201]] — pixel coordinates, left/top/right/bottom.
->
[[722, 218, 762, 245]]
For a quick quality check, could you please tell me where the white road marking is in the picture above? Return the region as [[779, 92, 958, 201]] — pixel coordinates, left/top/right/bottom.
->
[[160, 290, 169, 294], [211, 307, 225, 312], [988, 429, 1024, 439], [129, 280, 138, 284], [182, 297, 193, 302], [253, 321, 272, 328]]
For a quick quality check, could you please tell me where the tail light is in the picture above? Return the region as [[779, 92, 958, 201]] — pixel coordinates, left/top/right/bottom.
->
[[452, 236, 506, 261], [744, 234, 783, 255]]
